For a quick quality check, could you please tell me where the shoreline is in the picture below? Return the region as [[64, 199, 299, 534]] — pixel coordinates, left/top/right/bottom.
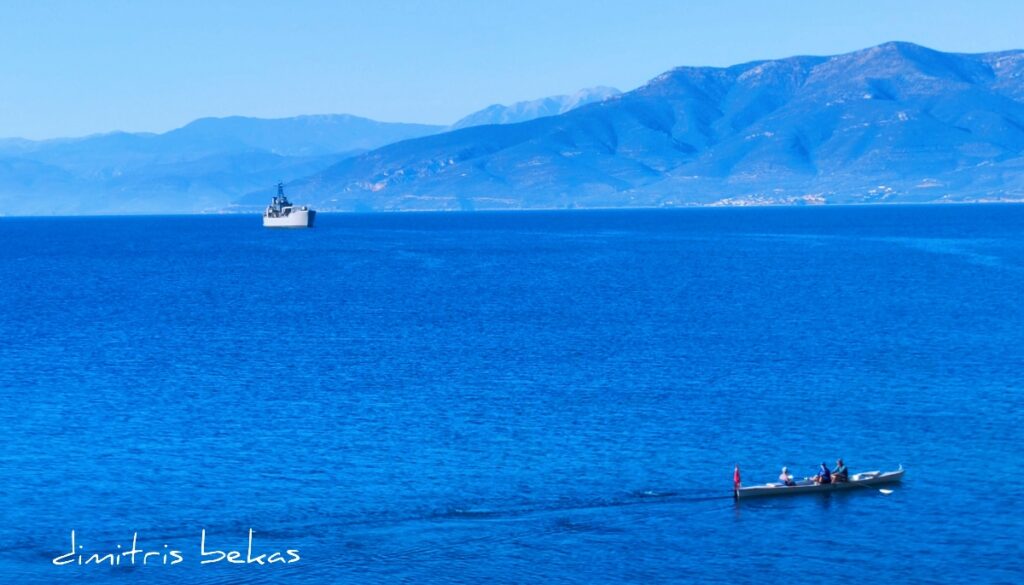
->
[[3, 197, 1024, 220]]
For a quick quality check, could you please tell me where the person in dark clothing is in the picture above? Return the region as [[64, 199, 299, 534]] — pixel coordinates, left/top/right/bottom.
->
[[832, 458, 849, 483], [813, 462, 832, 484]]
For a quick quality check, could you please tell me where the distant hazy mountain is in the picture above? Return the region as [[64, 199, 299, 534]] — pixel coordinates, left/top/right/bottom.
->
[[0, 115, 443, 215], [276, 42, 1024, 211], [452, 86, 622, 129], [162, 115, 445, 156]]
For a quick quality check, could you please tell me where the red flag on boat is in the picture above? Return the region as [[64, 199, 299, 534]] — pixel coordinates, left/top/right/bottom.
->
[[734, 465, 741, 490]]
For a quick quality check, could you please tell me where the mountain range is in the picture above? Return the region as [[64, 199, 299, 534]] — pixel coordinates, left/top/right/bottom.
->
[[277, 42, 1024, 211], [0, 115, 444, 215], [5, 42, 1024, 215], [0, 88, 619, 215]]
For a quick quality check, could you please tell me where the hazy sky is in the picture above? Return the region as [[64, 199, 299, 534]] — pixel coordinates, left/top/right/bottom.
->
[[3, 0, 1023, 139]]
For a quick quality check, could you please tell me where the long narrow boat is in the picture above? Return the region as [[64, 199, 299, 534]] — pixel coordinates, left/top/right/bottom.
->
[[734, 466, 904, 499]]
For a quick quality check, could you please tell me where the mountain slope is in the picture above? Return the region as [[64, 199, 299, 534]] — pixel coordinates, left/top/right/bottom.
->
[[280, 42, 1024, 211]]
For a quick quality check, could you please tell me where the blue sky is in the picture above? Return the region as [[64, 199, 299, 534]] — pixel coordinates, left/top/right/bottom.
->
[[2, 0, 1022, 139]]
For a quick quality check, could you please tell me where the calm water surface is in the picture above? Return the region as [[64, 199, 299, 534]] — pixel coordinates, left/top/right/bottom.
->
[[0, 206, 1022, 584]]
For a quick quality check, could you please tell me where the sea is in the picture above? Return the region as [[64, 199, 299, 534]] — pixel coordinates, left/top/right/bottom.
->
[[0, 205, 1021, 584]]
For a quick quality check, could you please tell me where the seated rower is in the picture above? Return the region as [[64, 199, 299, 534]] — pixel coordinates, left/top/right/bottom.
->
[[832, 458, 849, 483], [778, 466, 796, 486], [813, 462, 832, 485]]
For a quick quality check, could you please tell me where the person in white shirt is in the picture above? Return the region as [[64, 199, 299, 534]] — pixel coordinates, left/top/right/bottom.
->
[[779, 466, 795, 486]]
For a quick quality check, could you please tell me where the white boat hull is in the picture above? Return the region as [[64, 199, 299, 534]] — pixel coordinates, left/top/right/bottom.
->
[[263, 209, 315, 228], [735, 466, 904, 499]]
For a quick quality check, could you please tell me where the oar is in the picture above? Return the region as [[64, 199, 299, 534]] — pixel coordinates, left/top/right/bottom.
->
[[875, 464, 906, 495], [850, 470, 896, 495], [846, 472, 895, 495]]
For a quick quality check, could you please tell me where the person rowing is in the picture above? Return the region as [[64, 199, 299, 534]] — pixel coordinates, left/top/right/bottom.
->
[[832, 458, 849, 483], [812, 462, 832, 484], [778, 466, 796, 486]]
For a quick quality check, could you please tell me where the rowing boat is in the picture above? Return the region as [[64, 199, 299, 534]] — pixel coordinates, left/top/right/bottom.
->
[[734, 465, 904, 499]]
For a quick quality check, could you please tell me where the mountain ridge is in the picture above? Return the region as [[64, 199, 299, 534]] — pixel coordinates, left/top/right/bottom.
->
[[274, 41, 1024, 211], [452, 87, 622, 129]]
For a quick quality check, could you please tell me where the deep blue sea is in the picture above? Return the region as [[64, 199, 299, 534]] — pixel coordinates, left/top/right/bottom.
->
[[1, 206, 1022, 584]]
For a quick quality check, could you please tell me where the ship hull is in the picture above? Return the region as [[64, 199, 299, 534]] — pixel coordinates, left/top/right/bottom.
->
[[263, 209, 315, 228]]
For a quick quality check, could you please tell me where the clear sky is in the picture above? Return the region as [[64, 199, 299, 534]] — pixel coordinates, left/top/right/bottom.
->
[[3, 0, 1023, 139]]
